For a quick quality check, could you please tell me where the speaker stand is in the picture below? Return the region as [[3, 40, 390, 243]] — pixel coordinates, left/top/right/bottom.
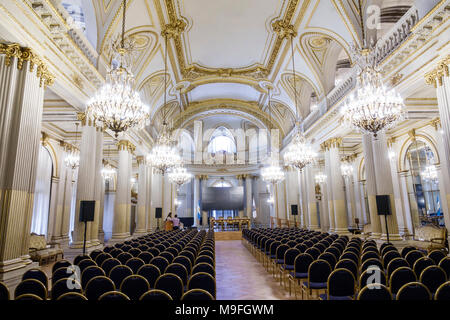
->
[[293, 215, 297, 229], [384, 214, 390, 243], [156, 218, 160, 230], [82, 221, 87, 255]]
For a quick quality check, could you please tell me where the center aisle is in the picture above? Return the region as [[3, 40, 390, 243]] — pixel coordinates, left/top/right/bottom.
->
[[215, 240, 294, 300]]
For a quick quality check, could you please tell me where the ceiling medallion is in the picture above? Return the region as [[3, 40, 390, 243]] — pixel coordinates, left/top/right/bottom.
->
[[86, 0, 149, 138]]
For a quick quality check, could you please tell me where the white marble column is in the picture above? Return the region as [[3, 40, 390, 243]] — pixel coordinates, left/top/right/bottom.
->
[[236, 175, 245, 218], [426, 57, 450, 244], [344, 173, 356, 229], [0, 44, 51, 286], [90, 126, 104, 246], [323, 147, 335, 232], [372, 133, 402, 241], [146, 166, 153, 232], [111, 140, 133, 241], [193, 175, 201, 227], [135, 156, 147, 236], [70, 113, 97, 248], [305, 165, 319, 230], [245, 175, 253, 218], [351, 161, 363, 228], [362, 134, 382, 239]]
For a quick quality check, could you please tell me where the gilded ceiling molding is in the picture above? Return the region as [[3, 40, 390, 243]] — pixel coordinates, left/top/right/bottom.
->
[[163, 0, 309, 83], [387, 137, 396, 149], [425, 54, 450, 88], [320, 137, 342, 151], [429, 118, 441, 131], [341, 153, 358, 163], [0, 43, 54, 87], [171, 100, 284, 137]]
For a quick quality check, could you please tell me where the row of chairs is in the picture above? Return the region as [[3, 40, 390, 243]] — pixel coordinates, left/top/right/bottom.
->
[[0, 229, 216, 300], [243, 228, 450, 300]]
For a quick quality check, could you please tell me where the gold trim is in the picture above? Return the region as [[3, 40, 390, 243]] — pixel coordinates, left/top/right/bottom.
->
[[0, 43, 54, 87]]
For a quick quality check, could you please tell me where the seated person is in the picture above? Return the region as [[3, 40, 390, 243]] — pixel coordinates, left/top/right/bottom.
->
[[172, 214, 180, 230]]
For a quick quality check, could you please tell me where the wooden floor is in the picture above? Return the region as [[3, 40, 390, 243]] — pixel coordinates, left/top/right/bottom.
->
[[214, 231, 242, 241], [215, 240, 294, 300]]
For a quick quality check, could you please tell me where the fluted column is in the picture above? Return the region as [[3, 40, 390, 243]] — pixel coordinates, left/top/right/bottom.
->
[[193, 175, 201, 227], [426, 56, 450, 244], [323, 138, 349, 234], [344, 174, 356, 229], [299, 169, 309, 227], [146, 166, 153, 232], [111, 140, 133, 241], [323, 148, 335, 232], [200, 175, 208, 228], [362, 134, 382, 238], [70, 113, 97, 248], [372, 133, 402, 241], [61, 168, 75, 246], [351, 161, 363, 228], [236, 175, 245, 218], [90, 126, 104, 246], [305, 166, 319, 230], [135, 156, 147, 235], [125, 152, 133, 235], [244, 175, 253, 218], [0, 43, 52, 284]]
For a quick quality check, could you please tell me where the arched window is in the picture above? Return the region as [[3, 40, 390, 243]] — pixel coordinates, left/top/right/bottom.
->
[[405, 140, 442, 227], [208, 127, 236, 153], [31, 146, 53, 236]]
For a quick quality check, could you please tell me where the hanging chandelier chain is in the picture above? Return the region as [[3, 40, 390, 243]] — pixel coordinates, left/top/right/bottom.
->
[[121, 0, 127, 49], [290, 35, 299, 123], [163, 33, 168, 126]]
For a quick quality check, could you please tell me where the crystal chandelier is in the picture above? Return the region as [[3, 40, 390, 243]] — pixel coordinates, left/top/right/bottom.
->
[[260, 85, 285, 185], [340, 162, 354, 178], [314, 172, 327, 184], [86, 0, 149, 138], [65, 123, 80, 169], [101, 162, 116, 182], [421, 165, 438, 182], [147, 123, 181, 174], [283, 35, 316, 170], [168, 165, 192, 189], [340, 1, 406, 136]]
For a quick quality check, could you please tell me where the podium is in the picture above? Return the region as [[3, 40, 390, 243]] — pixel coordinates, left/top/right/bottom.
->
[[165, 220, 174, 231]]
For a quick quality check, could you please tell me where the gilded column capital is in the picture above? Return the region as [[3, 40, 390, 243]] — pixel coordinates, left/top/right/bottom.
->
[[341, 153, 358, 163], [77, 112, 87, 126], [136, 156, 144, 165], [430, 118, 441, 131], [387, 137, 396, 148], [271, 20, 297, 39], [320, 137, 342, 151], [425, 54, 450, 88], [0, 42, 54, 87], [117, 140, 135, 152], [195, 174, 208, 180], [41, 132, 50, 146], [407, 129, 416, 140], [236, 174, 244, 180]]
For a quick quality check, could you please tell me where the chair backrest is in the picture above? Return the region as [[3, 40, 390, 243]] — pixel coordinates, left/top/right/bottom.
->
[[98, 291, 130, 301], [428, 250, 446, 265], [120, 275, 150, 300], [100, 258, 121, 276], [140, 289, 173, 300], [275, 244, 289, 260], [396, 282, 431, 300], [413, 257, 435, 278], [56, 292, 87, 301], [419, 265, 447, 294], [192, 263, 215, 278], [173, 256, 192, 275], [405, 250, 425, 268], [150, 256, 170, 274], [51, 278, 82, 300], [137, 252, 154, 264], [129, 248, 142, 257], [439, 257, 450, 279], [22, 268, 48, 288], [126, 257, 146, 274], [81, 265, 105, 289], [160, 251, 174, 263], [117, 252, 133, 265], [85, 276, 115, 301], [308, 259, 332, 283], [73, 255, 91, 266], [284, 248, 301, 266], [195, 255, 214, 266], [188, 272, 216, 299], [401, 246, 416, 258], [305, 247, 321, 260], [78, 259, 98, 273], [294, 243, 307, 253], [382, 250, 401, 268], [0, 281, 10, 301], [361, 251, 380, 263], [318, 252, 337, 269], [435, 281, 450, 300], [110, 248, 124, 258], [181, 289, 214, 301], [136, 264, 161, 288], [335, 259, 358, 280], [109, 265, 133, 288], [359, 267, 387, 288], [386, 258, 410, 278], [327, 268, 356, 298], [52, 259, 72, 274], [380, 245, 397, 258], [15, 293, 43, 301], [155, 273, 184, 300], [95, 252, 112, 266], [165, 263, 188, 286], [294, 253, 314, 274], [357, 284, 392, 300], [14, 279, 47, 300], [340, 251, 359, 265], [389, 267, 417, 294]]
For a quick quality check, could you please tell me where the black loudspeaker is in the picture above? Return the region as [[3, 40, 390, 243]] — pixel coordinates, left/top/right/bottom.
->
[[376, 195, 392, 216], [291, 204, 298, 216], [79, 201, 95, 222], [155, 208, 162, 219]]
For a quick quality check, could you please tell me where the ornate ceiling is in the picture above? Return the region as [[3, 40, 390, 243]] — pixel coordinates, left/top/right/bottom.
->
[[84, 0, 376, 138]]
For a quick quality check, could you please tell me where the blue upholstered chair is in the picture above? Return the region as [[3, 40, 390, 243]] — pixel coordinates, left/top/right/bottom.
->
[[357, 284, 392, 300], [396, 282, 431, 300], [413, 257, 435, 278], [126, 257, 145, 274], [98, 291, 130, 301], [0, 281, 10, 300], [386, 258, 410, 279], [120, 275, 150, 300], [14, 279, 47, 300], [359, 266, 387, 289], [420, 265, 447, 296], [51, 278, 82, 300], [188, 272, 216, 299], [81, 265, 105, 289], [165, 263, 189, 286], [173, 256, 193, 275], [94, 252, 112, 267], [155, 273, 184, 300], [22, 268, 48, 289], [320, 268, 356, 300], [56, 292, 87, 301], [85, 276, 115, 300], [428, 250, 446, 265], [109, 265, 133, 289], [435, 281, 450, 300], [182, 289, 214, 301], [389, 267, 417, 298], [139, 289, 172, 300], [405, 250, 425, 268], [301, 259, 332, 300], [100, 258, 121, 276]]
